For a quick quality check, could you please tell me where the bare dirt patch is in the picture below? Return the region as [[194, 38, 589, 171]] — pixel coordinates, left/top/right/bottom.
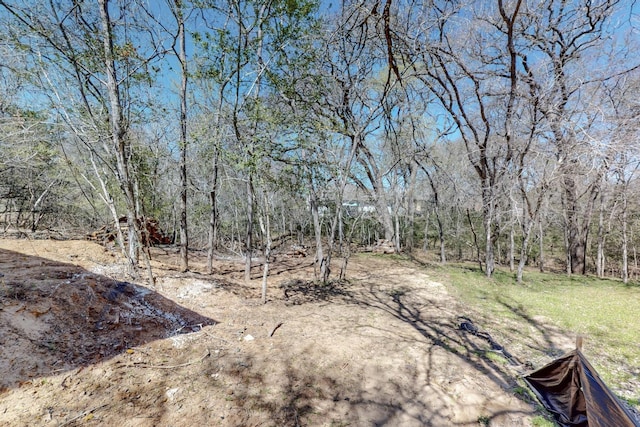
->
[[0, 239, 552, 426]]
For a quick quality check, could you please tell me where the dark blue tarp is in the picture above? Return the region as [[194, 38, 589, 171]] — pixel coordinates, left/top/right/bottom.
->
[[524, 349, 638, 427]]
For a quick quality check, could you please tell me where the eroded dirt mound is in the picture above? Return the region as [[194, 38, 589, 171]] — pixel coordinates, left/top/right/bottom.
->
[[0, 243, 215, 391]]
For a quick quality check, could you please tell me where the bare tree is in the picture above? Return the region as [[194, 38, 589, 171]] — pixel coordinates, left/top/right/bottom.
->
[[166, 0, 191, 272], [400, 0, 525, 277], [0, 0, 171, 284], [522, 0, 625, 274]]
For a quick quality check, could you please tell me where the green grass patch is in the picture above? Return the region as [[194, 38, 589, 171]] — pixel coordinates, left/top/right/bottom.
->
[[431, 264, 640, 408], [531, 415, 557, 427], [444, 266, 640, 349]]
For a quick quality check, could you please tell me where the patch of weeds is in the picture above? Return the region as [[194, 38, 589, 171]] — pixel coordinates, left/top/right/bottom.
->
[[619, 395, 640, 410], [477, 414, 491, 426], [388, 287, 408, 298], [531, 415, 557, 426], [484, 350, 508, 365], [512, 385, 531, 399]]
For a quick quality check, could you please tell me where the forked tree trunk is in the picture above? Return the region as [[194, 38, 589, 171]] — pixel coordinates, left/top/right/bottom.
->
[[322, 133, 360, 284], [516, 221, 534, 284], [99, 0, 154, 286], [310, 193, 325, 281]]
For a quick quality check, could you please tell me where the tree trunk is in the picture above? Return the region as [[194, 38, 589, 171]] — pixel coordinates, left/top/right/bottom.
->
[[86, 151, 128, 260], [435, 204, 445, 263], [310, 192, 325, 281], [509, 222, 515, 273], [563, 162, 603, 274], [323, 133, 360, 283], [467, 208, 483, 272], [516, 221, 534, 284], [207, 187, 218, 274], [538, 215, 545, 273], [422, 210, 430, 252], [597, 189, 606, 278], [338, 207, 349, 280], [206, 93, 226, 273], [622, 191, 628, 284], [99, 0, 154, 286], [177, 7, 189, 273], [375, 192, 395, 242], [405, 162, 418, 252], [394, 197, 401, 253], [633, 246, 637, 280], [562, 197, 572, 276], [482, 188, 495, 277], [259, 195, 271, 304], [244, 175, 254, 283]]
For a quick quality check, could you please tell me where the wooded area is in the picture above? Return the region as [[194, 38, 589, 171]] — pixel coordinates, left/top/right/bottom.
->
[[1, 0, 639, 285]]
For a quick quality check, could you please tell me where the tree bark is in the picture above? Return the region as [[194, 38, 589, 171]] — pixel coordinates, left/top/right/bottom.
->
[[622, 189, 629, 284], [509, 221, 515, 273], [176, 2, 189, 272], [259, 195, 271, 304], [244, 175, 254, 282], [482, 187, 495, 277], [597, 188, 606, 278], [516, 221, 534, 284], [467, 208, 483, 272], [538, 216, 545, 273], [405, 161, 418, 252], [310, 192, 325, 281]]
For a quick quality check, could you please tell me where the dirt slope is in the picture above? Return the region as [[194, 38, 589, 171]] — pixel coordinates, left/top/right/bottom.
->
[[0, 239, 550, 426]]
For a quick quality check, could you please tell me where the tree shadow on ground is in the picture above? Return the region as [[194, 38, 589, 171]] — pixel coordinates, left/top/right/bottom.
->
[[258, 267, 566, 424], [344, 284, 524, 388], [207, 257, 314, 280], [210, 286, 549, 424], [494, 298, 568, 358], [207, 320, 539, 426], [0, 248, 216, 391], [278, 278, 352, 305]]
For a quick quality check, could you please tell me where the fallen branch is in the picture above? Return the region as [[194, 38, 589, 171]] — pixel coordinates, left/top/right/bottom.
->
[[269, 322, 283, 337], [128, 349, 210, 369], [202, 329, 231, 344], [59, 404, 109, 427]]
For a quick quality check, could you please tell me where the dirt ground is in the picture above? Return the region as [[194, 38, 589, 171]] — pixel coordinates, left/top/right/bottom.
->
[[0, 238, 570, 426]]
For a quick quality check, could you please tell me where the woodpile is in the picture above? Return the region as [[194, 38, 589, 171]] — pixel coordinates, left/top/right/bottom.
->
[[87, 217, 171, 246], [372, 239, 396, 254], [286, 244, 308, 258]]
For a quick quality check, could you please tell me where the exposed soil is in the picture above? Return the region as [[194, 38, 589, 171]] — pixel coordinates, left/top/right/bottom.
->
[[0, 238, 569, 426]]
